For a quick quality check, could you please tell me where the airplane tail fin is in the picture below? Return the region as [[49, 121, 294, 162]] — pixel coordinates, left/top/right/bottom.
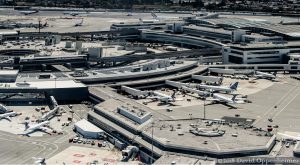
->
[[232, 94, 238, 101], [229, 82, 239, 90], [18, 133, 30, 137], [24, 121, 29, 130], [151, 12, 157, 19], [171, 90, 176, 99], [6, 116, 11, 122]]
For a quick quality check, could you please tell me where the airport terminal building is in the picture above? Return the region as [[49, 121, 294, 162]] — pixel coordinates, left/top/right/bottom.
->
[[0, 72, 88, 102], [222, 42, 300, 64]]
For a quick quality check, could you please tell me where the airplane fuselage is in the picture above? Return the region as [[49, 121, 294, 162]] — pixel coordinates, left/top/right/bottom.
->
[[0, 112, 17, 120], [182, 86, 209, 96], [152, 91, 174, 102], [27, 121, 50, 131], [212, 94, 234, 104], [20, 10, 39, 15], [254, 71, 276, 79], [197, 84, 233, 93]]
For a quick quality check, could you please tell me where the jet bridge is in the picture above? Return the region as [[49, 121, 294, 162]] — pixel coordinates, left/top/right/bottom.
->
[[192, 75, 223, 85]]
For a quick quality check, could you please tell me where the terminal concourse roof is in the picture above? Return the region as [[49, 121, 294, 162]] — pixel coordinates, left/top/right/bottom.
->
[[198, 18, 300, 38], [75, 119, 104, 133], [198, 17, 270, 29]]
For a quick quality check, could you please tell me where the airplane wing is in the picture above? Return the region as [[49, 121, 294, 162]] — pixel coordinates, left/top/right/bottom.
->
[[33, 157, 46, 165], [147, 96, 160, 100], [19, 127, 51, 136], [175, 98, 184, 101], [40, 127, 51, 132], [5, 116, 11, 121], [206, 98, 220, 102], [234, 100, 245, 104], [19, 130, 33, 136], [0, 116, 12, 122]]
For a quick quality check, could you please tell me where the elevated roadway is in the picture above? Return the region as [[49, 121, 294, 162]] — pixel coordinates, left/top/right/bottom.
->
[[209, 64, 300, 72], [0, 49, 221, 68], [0, 55, 88, 68], [2, 30, 140, 40], [91, 48, 222, 63], [141, 30, 227, 48], [103, 65, 208, 88]]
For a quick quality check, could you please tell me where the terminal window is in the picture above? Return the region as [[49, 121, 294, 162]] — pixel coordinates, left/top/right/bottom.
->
[[229, 55, 243, 64]]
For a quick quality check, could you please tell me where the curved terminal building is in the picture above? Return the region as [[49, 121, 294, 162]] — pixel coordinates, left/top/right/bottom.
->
[[67, 60, 198, 83]]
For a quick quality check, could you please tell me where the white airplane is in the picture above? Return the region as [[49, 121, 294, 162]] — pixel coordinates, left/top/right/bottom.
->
[[0, 103, 12, 113], [74, 18, 84, 27], [150, 91, 182, 104], [254, 71, 277, 80], [197, 82, 239, 93], [201, 13, 219, 19], [192, 11, 208, 17], [138, 18, 159, 23], [121, 86, 149, 99], [150, 12, 182, 21], [63, 11, 89, 16], [33, 157, 46, 165], [208, 93, 245, 105], [181, 86, 210, 97], [20, 121, 51, 136], [0, 112, 19, 121], [19, 10, 39, 15]]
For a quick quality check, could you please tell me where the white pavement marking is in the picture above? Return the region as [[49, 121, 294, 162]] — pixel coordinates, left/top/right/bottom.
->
[[0, 136, 46, 164], [267, 86, 299, 119], [253, 82, 299, 125], [54, 127, 74, 143], [0, 132, 59, 161], [273, 86, 300, 119], [211, 140, 221, 151]]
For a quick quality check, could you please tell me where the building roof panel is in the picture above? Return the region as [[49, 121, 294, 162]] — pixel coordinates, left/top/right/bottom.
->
[[75, 119, 104, 133]]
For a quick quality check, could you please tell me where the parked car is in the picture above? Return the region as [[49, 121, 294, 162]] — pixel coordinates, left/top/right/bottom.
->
[[73, 137, 79, 143], [98, 142, 102, 147]]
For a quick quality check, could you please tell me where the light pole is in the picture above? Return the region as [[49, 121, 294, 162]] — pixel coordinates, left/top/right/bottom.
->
[[38, 17, 41, 33], [203, 98, 206, 120], [151, 122, 154, 164], [54, 77, 57, 89]]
